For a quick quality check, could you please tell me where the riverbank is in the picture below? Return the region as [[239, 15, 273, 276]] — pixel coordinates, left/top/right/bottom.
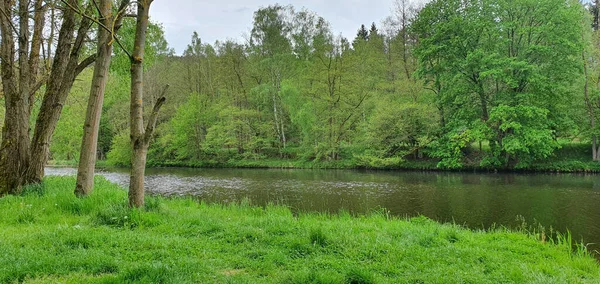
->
[[48, 143, 600, 173], [0, 177, 598, 283]]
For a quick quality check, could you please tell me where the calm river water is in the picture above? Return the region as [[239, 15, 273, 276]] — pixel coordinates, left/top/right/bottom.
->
[[47, 167, 600, 254]]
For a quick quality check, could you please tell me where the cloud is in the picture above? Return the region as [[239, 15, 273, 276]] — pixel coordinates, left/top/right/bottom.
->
[[150, 0, 414, 54], [223, 6, 251, 13]]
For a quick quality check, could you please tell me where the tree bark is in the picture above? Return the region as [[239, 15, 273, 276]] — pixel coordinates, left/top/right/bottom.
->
[[583, 52, 597, 160], [75, 0, 115, 197], [28, 0, 46, 113], [129, 0, 160, 208], [0, 0, 32, 195], [582, 34, 598, 161], [0, 0, 107, 194], [26, 1, 94, 184]]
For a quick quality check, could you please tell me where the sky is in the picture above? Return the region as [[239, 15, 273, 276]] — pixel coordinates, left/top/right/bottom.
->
[[150, 0, 417, 55]]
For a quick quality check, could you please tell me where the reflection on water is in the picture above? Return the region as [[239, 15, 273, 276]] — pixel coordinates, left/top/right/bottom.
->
[[46, 167, 600, 254]]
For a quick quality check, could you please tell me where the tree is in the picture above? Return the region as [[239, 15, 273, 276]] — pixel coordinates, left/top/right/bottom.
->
[[369, 22, 378, 38], [50, 70, 94, 162], [582, 1, 600, 161], [129, 0, 164, 208], [0, 0, 96, 194], [102, 19, 173, 166], [356, 24, 369, 42], [249, 5, 295, 151], [413, 0, 584, 168], [75, 0, 130, 197]]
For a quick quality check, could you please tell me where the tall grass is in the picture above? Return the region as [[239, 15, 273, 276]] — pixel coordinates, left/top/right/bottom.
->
[[0, 176, 598, 283]]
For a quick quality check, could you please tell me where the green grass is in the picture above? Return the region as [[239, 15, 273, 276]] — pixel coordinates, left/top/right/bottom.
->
[[2, 176, 598, 283], [47, 160, 110, 168]]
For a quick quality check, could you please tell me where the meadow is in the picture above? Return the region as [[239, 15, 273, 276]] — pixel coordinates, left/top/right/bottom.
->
[[0, 177, 598, 283]]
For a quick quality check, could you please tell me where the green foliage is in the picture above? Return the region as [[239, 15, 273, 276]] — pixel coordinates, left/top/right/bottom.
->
[[106, 131, 132, 166], [413, 0, 585, 168], [50, 70, 93, 161], [430, 129, 474, 169], [168, 93, 215, 160], [362, 99, 437, 162], [485, 105, 559, 168], [0, 176, 598, 283], [111, 19, 172, 75], [353, 152, 404, 169], [43, 1, 598, 171]]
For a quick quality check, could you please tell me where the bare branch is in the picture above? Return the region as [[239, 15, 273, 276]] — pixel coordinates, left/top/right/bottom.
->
[[144, 84, 169, 143], [0, 5, 19, 38], [60, 0, 134, 59], [108, 0, 132, 46], [29, 76, 48, 99], [75, 54, 97, 76], [91, 0, 103, 16]]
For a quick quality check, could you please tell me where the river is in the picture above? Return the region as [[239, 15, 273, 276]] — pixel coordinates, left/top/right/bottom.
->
[[47, 167, 600, 254]]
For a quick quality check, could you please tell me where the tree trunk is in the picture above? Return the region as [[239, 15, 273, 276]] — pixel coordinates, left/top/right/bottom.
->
[[129, 145, 148, 207], [0, 0, 102, 193], [129, 0, 161, 208], [0, 0, 31, 195], [75, 0, 115, 197], [594, 137, 598, 161], [28, 0, 45, 113], [26, 2, 94, 184], [582, 40, 598, 161]]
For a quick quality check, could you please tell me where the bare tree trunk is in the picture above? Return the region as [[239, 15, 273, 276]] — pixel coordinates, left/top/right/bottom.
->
[[46, 3, 56, 72], [28, 0, 45, 111], [0, 0, 102, 193], [272, 91, 282, 145], [129, 0, 163, 208], [271, 71, 286, 150], [75, 0, 115, 197], [583, 48, 597, 160], [26, 2, 95, 184], [0, 0, 31, 195]]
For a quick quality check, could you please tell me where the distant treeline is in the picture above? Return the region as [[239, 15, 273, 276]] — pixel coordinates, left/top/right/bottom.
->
[[42, 0, 600, 170]]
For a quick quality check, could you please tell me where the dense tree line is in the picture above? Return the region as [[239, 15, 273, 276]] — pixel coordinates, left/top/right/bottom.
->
[[99, 2, 438, 168], [87, 0, 589, 170], [1, 0, 600, 199]]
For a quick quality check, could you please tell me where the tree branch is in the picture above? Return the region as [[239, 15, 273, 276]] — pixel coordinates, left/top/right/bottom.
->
[[109, 0, 132, 46], [75, 54, 97, 76], [0, 5, 19, 38], [91, 0, 103, 17], [29, 76, 48, 99], [60, 0, 134, 59], [144, 84, 169, 143]]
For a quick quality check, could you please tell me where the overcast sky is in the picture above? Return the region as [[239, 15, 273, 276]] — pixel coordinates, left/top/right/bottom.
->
[[150, 0, 421, 55]]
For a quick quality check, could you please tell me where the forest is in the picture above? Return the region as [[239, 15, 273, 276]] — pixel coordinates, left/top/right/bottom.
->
[[2, 1, 600, 281], [2, 0, 600, 196]]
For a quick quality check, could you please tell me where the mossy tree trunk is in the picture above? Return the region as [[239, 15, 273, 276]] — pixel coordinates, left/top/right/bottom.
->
[[27, 2, 96, 185], [0, 0, 98, 194], [128, 0, 166, 208], [0, 0, 42, 195]]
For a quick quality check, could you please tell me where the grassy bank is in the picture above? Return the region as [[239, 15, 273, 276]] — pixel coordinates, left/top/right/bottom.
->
[[49, 143, 600, 172], [139, 143, 600, 172], [0, 177, 599, 283]]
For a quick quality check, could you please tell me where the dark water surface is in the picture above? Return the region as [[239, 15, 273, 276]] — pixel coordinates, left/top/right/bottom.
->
[[47, 167, 600, 253]]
